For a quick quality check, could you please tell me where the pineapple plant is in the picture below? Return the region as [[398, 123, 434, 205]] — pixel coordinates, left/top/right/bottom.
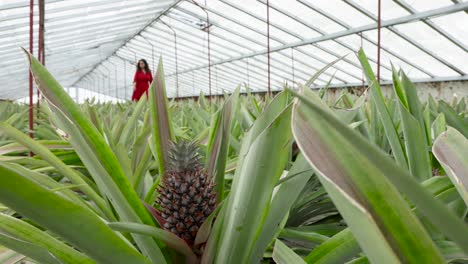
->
[[1, 51, 467, 264], [154, 140, 217, 250]]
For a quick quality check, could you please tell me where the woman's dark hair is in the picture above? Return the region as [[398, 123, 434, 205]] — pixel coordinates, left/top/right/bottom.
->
[[136, 59, 151, 73]]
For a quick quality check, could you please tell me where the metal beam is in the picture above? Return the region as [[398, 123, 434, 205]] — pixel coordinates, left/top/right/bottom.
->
[[142, 22, 310, 85], [117, 45, 283, 92], [450, 0, 468, 14], [169, 2, 468, 76], [295, 0, 434, 78], [46, 1, 172, 23], [114, 42, 285, 95], [342, 0, 465, 75], [172, 5, 351, 83], [256, 0, 375, 72], [393, 0, 467, 52], [71, 0, 183, 87], [157, 12, 332, 83], [215, 0, 367, 81]]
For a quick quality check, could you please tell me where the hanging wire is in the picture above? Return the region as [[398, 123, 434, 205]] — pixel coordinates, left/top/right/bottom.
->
[[291, 48, 295, 89], [215, 65, 218, 93], [187, 0, 212, 101], [192, 71, 195, 96], [246, 58, 250, 88], [160, 18, 179, 98]]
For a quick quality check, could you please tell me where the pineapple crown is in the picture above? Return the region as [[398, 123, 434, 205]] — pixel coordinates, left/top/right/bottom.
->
[[167, 140, 202, 173]]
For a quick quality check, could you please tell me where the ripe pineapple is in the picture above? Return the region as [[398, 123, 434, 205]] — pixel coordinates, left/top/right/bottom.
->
[[156, 140, 216, 246]]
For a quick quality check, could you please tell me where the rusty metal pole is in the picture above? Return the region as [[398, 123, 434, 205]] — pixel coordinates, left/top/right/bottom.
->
[[377, 0, 381, 84], [29, 0, 34, 140], [267, 0, 271, 96], [37, 0, 44, 118]]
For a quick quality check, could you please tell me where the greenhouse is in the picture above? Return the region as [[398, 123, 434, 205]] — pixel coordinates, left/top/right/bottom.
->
[[0, 0, 467, 263]]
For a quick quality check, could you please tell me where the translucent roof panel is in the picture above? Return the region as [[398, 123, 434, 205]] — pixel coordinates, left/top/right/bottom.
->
[[0, 0, 178, 100], [0, 0, 467, 100]]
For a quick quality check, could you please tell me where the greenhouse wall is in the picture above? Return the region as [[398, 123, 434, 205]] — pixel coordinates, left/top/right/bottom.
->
[[327, 80, 468, 102]]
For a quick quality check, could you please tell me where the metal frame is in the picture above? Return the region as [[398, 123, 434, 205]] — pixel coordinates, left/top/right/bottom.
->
[[169, 1, 468, 77], [1, 0, 467, 100], [342, 0, 465, 75], [294, 0, 434, 78]]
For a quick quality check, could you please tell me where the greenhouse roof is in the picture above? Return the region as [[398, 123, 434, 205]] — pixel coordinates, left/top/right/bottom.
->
[[1, 0, 467, 100]]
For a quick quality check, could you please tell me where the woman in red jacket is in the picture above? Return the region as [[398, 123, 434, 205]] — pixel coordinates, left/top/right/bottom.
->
[[132, 59, 153, 101]]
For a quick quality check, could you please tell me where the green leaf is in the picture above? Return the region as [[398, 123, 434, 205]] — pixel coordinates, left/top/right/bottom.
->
[[289, 86, 468, 254], [0, 213, 93, 264], [0, 122, 114, 220], [279, 228, 329, 245], [0, 140, 71, 155], [149, 58, 175, 177], [392, 71, 432, 181], [194, 201, 224, 246], [206, 88, 239, 203], [439, 101, 468, 138], [291, 87, 444, 263], [358, 49, 407, 168], [214, 92, 292, 263], [250, 154, 314, 263], [399, 71, 429, 144], [201, 203, 226, 264], [0, 233, 62, 264], [0, 162, 150, 264], [0, 162, 92, 212], [432, 113, 447, 141], [433, 128, 468, 206], [305, 229, 360, 264], [272, 240, 306, 264], [119, 97, 147, 149], [25, 51, 166, 263], [108, 222, 198, 263]]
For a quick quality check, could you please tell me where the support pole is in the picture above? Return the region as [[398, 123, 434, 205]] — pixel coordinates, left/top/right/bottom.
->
[[377, 0, 381, 83], [106, 61, 118, 100], [99, 66, 111, 100], [266, 0, 271, 95], [161, 20, 180, 98], [37, 0, 44, 119], [29, 0, 34, 140]]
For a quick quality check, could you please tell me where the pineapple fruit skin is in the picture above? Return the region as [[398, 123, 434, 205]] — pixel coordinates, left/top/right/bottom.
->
[[156, 141, 217, 246]]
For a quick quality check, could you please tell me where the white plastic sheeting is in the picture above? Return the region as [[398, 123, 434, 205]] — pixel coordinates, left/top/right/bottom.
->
[[0, 0, 467, 100]]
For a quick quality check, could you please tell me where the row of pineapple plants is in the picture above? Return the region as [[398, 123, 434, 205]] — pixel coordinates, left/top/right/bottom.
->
[[0, 49, 466, 263]]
